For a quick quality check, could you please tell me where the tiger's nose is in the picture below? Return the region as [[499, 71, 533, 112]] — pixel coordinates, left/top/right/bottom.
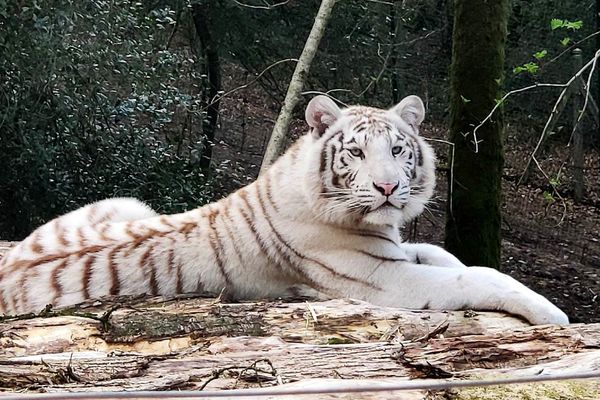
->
[[373, 181, 399, 196]]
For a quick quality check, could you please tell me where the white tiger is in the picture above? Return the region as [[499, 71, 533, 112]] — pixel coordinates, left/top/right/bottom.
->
[[0, 95, 569, 325]]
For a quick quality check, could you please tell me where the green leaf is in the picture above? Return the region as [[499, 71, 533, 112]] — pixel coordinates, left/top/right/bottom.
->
[[550, 18, 564, 30], [565, 20, 583, 30], [460, 95, 471, 103], [551, 18, 582, 31], [513, 62, 539, 75], [560, 37, 571, 46], [525, 63, 539, 73], [543, 191, 555, 203], [549, 177, 561, 187], [533, 50, 547, 60]]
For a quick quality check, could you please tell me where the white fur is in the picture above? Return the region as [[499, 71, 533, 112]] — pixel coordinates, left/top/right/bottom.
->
[[0, 96, 569, 325]]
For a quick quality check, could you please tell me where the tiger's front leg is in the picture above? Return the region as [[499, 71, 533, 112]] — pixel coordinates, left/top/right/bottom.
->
[[399, 243, 467, 268], [368, 262, 569, 325]]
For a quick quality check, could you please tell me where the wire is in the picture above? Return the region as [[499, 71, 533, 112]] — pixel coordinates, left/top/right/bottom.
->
[[3, 370, 600, 399]]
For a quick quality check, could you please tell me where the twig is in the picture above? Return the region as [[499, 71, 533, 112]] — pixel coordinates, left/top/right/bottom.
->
[[471, 83, 567, 154], [424, 138, 455, 216], [365, 0, 395, 5], [199, 359, 278, 391], [305, 301, 318, 323], [165, 6, 181, 50], [546, 30, 600, 65], [578, 49, 600, 125], [520, 51, 600, 185], [300, 90, 351, 107], [232, 0, 290, 9], [413, 317, 450, 342], [467, 50, 600, 225], [202, 58, 298, 111]]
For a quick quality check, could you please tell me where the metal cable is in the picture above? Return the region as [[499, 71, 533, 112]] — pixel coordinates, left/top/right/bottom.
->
[[2, 370, 600, 399]]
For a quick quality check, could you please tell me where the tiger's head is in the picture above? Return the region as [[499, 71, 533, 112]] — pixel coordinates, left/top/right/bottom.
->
[[302, 95, 436, 227]]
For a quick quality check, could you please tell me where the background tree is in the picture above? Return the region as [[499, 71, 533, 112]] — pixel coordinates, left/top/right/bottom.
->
[[444, 0, 509, 268], [191, 1, 221, 172], [260, 0, 337, 173]]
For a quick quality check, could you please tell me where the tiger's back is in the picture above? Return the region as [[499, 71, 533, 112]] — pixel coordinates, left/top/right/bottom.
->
[[0, 95, 570, 326]]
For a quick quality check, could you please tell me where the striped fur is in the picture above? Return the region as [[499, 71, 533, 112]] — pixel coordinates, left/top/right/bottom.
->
[[0, 96, 569, 325]]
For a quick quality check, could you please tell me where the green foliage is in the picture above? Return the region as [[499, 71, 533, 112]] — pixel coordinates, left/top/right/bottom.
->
[[513, 62, 539, 75], [550, 18, 583, 31], [0, 0, 212, 239], [543, 191, 555, 203], [550, 18, 582, 49], [533, 50, 547, 60]]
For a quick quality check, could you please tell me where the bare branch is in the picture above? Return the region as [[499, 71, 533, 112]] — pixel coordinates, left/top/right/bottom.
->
[[520, 50, 600, 186], [546, 30, 600, 65], [578, 49, 600, 124], [365, 0, 396, 6], [300, 90, 351, 107], [231, 0, 291, 10], [471, 83, 567, 153], [200, 58, 298, 111]]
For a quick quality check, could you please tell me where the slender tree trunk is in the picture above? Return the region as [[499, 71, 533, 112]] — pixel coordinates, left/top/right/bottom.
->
[[259, 0, 337, 174], [445, 0, 509, 269], [389, 2, 403, 104], [192, 2, 221, 172], [572, 49, 584, 202]]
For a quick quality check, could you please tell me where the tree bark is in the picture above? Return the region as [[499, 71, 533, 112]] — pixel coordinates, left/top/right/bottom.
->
[[191, 1, 221, 172], [0, 295, 599, 398], [445, 0, 508, 268], [0, 241, 599, 399], [259, 0, 337, 174]]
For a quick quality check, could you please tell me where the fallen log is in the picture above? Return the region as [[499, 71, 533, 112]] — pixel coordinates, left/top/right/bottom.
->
[[0, 241, 599, 399]]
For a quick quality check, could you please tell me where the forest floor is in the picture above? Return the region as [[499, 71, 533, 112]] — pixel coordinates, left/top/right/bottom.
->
[[213, 66, 600, 324]]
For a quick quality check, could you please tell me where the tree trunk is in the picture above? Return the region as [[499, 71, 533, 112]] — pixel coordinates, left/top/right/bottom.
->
[[389, 2, 403, 104], [445, 0, 508, 269], [259, 0, 337, 174], [191, 2, 221, 172]]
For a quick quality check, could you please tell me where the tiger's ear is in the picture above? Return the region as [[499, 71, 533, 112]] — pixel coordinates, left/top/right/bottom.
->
[[305, 95, 341, 137], [390, 95, 425, 132]]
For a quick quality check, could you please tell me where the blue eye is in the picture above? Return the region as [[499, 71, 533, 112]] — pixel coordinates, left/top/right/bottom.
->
[[392, 146, 402, 156], [349, 148, 364, 158]]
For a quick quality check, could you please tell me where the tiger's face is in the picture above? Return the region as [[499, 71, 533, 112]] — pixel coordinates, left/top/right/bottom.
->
[[303, 95, 436, 227]]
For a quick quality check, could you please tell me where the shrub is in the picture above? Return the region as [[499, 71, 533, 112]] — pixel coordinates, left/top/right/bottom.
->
[[0, 0, 211, 239]]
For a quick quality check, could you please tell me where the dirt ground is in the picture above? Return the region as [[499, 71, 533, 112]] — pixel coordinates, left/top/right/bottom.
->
[[214, 70, 600, 324]]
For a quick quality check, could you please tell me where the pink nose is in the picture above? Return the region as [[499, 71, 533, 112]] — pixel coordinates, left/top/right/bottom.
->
[[373, 181, 399, 196]]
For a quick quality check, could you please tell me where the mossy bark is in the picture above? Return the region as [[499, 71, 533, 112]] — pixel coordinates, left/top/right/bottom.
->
[[445, 0, 509, 269]]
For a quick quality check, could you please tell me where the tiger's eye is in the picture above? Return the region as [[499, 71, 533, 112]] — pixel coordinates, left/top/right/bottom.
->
[[392, 146, 402, 156], [349, 148, 364, 158]]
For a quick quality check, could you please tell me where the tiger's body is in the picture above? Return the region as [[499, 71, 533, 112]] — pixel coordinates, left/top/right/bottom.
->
[[0, 95, 568, 325]]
